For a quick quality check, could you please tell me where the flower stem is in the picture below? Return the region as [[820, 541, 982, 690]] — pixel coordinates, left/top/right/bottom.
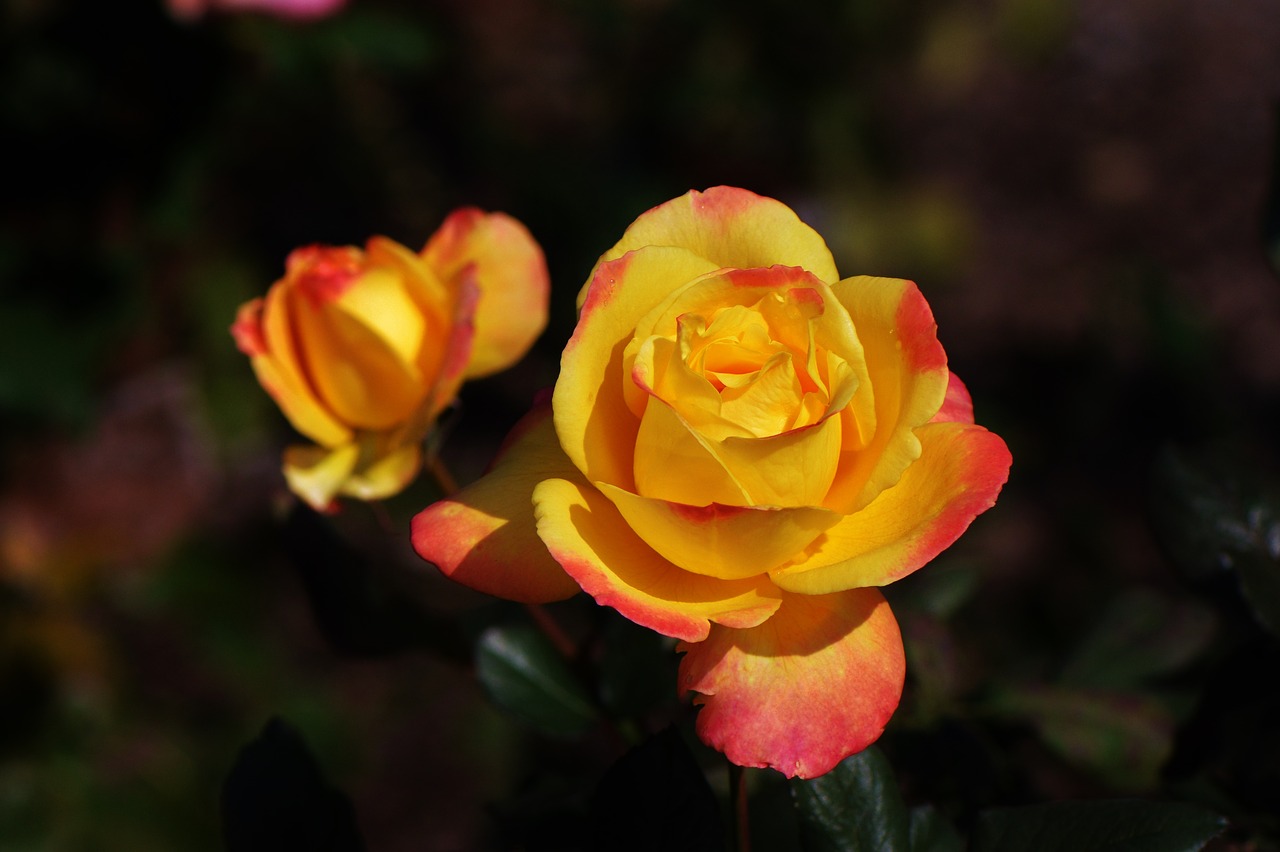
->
[[524, 602, 578, 659], [426, 452, 459, 495], [729, 762, 751, 852]]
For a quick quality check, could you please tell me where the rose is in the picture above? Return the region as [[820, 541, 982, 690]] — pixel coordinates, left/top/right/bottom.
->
[[413, 187, 1010, 777], [233, 208, 548, 510]]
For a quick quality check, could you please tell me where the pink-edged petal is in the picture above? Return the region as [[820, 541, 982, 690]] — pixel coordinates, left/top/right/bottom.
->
[[532, 476, 783, 643], [422, 209, 550, 379], [555, 247, 721, 490], [824, 276, 951, 513], [931, 371, 974, 424], [411, 405, 580, 604], [595, 481, 839, 580], [770, 421, 1012, 594], [283, 443, 360, 511], [592, 187, 840, 293], [679, 588, 904, 779]]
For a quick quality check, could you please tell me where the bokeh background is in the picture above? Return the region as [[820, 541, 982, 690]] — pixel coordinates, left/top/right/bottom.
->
[[3, 0, 1280, 849]]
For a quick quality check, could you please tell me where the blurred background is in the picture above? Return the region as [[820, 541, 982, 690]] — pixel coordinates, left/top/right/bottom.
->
[[3, 0, 1280, 849]]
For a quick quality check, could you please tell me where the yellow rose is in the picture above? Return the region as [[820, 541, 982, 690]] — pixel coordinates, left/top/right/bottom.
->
[[413, 188, 1010, 777], [233, 208, 548, 510]]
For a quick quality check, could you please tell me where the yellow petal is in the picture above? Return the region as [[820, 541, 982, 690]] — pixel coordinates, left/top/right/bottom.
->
[[250, 288, 353, 448], [824, 276, 950, 512], [365, 236, 453, 386], [282, 443, 360, 511], [596, 481, 839, 580], [290, 278, 426, 430], [769, 421, 1012, 594], [423, 209, 550, 378], [632, 397, 751, 506], [589, 187, 840, 302], [340, 442, 422, 502], [554, 247, 721, 490], [533, 476, 783, 642]]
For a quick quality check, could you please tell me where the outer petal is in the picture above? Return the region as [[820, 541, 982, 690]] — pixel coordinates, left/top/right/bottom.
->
[[770, 421, 1012, 594], [931, 371, 974, 424], [411, 405, 580, 603], [423, 208, 550, 379], [555, 247, 721, 490], [283, 443, 360, 511], [595, 482, 839, 580], [532, 477, 783, 643], [824, 276, 950, 513], [339, 443, 422, 502], [238, 295, 352, 448], [593, 187, 840, 292], [678, 588, 904, 779]]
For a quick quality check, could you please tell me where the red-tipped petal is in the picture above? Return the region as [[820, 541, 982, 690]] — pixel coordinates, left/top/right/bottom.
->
[[679, 588, 904, 779], [411, 405, 580, 603]]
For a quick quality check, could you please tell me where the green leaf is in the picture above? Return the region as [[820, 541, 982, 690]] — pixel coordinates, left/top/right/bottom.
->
[[908, 805, 964, 852], [596, 612, 678, 719], [475, 623, 598, 738], [986, 685, 1173, 790], [1059, 589, 1215, 689], [1149, 449, 1280, 637], [971, 799, 1226, 852], [790, 746, 910, 852], [589, 727, 724, 851]]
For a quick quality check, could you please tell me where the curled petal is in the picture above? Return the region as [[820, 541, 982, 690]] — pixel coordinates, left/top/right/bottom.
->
[[770, 421, 1012, 594], [596, 481, 839, 580], [555, 247, 721, 490], [283, 443, 360, 512], [339, 443, 422, 502], [591, 187, 840, 297], [533, 477, 783, 643], [679, 588, 904, 779], [423, 209, 550, 378], [411, 406, 581, 603], [931, 371, 975, 424], [825, 276, 951, 513]]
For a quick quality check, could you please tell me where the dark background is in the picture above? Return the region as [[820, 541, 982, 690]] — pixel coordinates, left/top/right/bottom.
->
[[2, 0, 1279, 848]]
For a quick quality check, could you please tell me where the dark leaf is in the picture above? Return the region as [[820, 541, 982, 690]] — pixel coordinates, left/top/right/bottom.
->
[[596, 612, 678, 718], [221, 718, 363, 852], [908, 805, 965, 852], [790, 746, 910, 852], [588, 727, 724, 852], [972, 799, 1226, 852], [1059, 589, 1215, 689], [476, 622, 598, 738], [986, 685, 1173, 790], [1148, 449, 1280, 637]]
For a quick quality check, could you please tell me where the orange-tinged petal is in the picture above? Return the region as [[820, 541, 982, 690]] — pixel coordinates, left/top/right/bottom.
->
[[596, 482, 839, 580], [593, 187, 840, 292], [678, 588, 904, 779], [931, 371, 974, 424], [411, 405, 581, 604], [770, 421, 1012, 594], [283, 443, 360, 511], [289, 278, 426, 430], [824, 276, 950, 513], [249, 288, 353, 448], [555, 247, 721, 490], [423, 208, 550, 379], [532, 477, 783, 643]]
